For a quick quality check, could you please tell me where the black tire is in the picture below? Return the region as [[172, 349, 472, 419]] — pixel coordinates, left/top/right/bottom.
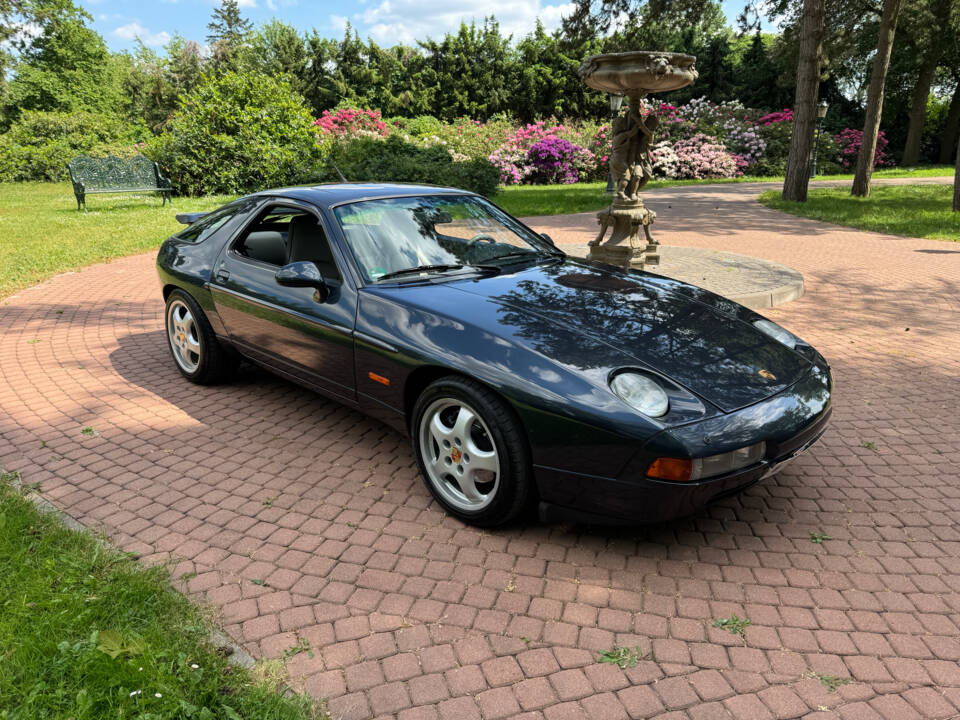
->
[[411, 375, 534, 527], [164, 288, 238, 385]]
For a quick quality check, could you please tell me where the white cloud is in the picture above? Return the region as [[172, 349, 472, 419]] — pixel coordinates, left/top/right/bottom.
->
[[354, 0, 574, 45], [236, 0, 256, 7], [112, 22, 172, 47], [329, 14, 349, 33]]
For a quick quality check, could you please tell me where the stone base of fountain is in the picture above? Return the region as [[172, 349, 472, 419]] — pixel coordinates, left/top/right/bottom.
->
[[586, 197, 660, 269]]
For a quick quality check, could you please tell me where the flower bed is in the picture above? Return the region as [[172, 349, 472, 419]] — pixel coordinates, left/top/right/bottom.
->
[[313, 101, 896, 187]]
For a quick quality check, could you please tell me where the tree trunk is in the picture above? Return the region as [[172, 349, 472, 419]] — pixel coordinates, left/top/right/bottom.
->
[[954, 140, 960, 212], [939, 82, 960, 165], [901, 55, 939, 166], [782, 0, 824, 202], [851, 0, 903, 197]]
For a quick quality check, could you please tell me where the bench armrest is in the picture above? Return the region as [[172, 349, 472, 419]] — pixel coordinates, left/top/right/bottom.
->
[[153, 162, 173, 190]]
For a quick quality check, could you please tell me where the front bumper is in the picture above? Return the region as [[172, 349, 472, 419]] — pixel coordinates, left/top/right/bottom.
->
[[535, 363, 832, 525]]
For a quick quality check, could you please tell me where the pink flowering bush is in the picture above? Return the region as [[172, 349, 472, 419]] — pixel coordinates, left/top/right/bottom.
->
[[314, 108, 389, 138], [671, 134, 740, 179], [835, 128, 890, 169], [757, 109, 794, 125]]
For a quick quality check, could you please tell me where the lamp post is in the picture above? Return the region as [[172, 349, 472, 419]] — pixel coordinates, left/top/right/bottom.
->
[[810, 100, 829, 178], [605, 93, 624, 194]]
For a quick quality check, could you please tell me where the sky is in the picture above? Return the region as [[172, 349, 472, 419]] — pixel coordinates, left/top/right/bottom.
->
[[80, 0, 762, 53]]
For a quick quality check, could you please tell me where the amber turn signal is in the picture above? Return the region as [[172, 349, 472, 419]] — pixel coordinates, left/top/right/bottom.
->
[[646, 457, 693, 482], [368, 372, 391, 386]]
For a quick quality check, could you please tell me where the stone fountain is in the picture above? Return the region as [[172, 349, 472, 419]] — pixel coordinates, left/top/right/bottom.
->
[[578, 51, 698, 269]]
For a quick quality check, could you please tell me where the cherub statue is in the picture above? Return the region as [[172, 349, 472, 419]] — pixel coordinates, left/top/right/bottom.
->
[[609, 107, 641, 202], [611, 104, 660, 202], [632, 113, 659, 197]]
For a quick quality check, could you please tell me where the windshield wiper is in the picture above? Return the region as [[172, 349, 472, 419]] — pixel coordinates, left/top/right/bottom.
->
[[487, 250, 564, 264], [376, 264, 465, 282]]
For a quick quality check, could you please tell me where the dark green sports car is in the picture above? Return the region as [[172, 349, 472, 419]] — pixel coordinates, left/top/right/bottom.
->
[[157, 183, 832, 527]]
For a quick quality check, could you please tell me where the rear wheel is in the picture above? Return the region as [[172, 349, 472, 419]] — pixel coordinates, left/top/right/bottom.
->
[[165, 289, 238, 384], [412, 376, 532, 526]]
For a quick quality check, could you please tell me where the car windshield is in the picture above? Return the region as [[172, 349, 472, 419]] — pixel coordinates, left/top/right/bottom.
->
[[334, 194, 555, 282]]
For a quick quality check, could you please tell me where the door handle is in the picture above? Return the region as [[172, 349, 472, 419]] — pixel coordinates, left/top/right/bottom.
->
[[215, 268, 230, 283]]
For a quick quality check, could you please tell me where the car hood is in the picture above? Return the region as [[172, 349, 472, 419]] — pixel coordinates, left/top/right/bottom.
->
[[445, 258, 811, 412]]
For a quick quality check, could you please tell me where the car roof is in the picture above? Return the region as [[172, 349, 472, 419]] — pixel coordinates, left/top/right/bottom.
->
[[247, 182, 474, 208]]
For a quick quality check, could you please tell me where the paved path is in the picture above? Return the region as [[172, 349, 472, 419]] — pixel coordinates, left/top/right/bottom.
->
[[2, 182, 960, 720]]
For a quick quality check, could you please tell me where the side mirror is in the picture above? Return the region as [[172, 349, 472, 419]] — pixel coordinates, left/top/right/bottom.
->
[[276, 261, 329, 301], [540, 233, 556, 247]]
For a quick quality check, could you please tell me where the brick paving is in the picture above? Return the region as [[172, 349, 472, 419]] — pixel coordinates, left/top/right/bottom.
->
[[2, 181, 960, 719]]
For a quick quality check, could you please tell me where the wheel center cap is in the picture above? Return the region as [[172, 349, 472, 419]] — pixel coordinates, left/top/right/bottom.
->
[[450, 447, 462, 464]]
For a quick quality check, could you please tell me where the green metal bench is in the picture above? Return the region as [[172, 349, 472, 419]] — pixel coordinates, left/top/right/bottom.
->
[[68, 155, 173, 210]]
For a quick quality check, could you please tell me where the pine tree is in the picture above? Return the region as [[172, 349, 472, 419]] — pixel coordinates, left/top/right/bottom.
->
[[206, 0, 252, 71]]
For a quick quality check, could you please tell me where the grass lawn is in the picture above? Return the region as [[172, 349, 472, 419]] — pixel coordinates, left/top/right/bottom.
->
[[0, 472, 325, 719], [758, 184, 960, 241], [0, 183, 233, 300]]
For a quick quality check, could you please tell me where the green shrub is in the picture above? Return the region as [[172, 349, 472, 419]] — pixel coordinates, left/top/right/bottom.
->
[[325, 134, 500, 197], [146, 72, 323, 196], [390, 114, 444, 137], [0, 111, 146, 182]]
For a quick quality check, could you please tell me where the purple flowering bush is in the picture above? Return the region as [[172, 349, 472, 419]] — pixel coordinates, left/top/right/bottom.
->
[[526, 136, 594, 184], [488, 120, 595, 184]]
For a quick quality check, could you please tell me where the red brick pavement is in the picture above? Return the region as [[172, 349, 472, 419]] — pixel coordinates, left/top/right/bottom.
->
[[1, 183, 959, 719]]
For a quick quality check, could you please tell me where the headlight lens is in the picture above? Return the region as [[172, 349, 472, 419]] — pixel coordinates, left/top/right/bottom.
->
[[610, 372, 669, 417], [753, 319, 798, 350]]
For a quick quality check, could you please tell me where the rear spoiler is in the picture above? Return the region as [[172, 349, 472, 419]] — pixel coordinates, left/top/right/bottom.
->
[[175, 212, 210, 225]]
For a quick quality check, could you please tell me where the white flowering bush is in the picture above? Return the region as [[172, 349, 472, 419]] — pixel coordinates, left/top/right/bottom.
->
[[651, 140, 681, 179]]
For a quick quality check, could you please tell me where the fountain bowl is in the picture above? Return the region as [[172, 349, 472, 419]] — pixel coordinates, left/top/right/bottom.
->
[[578, 51, 698, 96]]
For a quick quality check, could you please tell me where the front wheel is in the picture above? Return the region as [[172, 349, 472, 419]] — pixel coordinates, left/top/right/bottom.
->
[[412, 376, 533, 526], [165, 289, 238, 384]]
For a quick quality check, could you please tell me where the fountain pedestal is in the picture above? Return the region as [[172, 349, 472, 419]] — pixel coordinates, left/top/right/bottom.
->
[[588, 198, 658, 268], [578, 51, 697, 270]]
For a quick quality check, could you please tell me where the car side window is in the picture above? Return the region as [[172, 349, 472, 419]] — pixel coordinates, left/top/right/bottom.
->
[[232, 206, 340, 280], [176, 200, 254, 243]]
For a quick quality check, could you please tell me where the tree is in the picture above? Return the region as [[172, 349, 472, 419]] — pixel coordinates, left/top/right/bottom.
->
[[939, 79, 960, 164], [851, 0, 903, 197], [954, 137, 959, 211], [3, 0, 125, 120], [514, 21, 598, 121], [206, 0, 252, 71], [418, 19, 514, 120], [249, 20, 307, 91], [781, 0, 824, 202], [899, 0, 951, 165]]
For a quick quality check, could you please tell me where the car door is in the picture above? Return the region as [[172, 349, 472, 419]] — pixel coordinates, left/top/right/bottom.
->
[[209, 201, 358, 403]]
